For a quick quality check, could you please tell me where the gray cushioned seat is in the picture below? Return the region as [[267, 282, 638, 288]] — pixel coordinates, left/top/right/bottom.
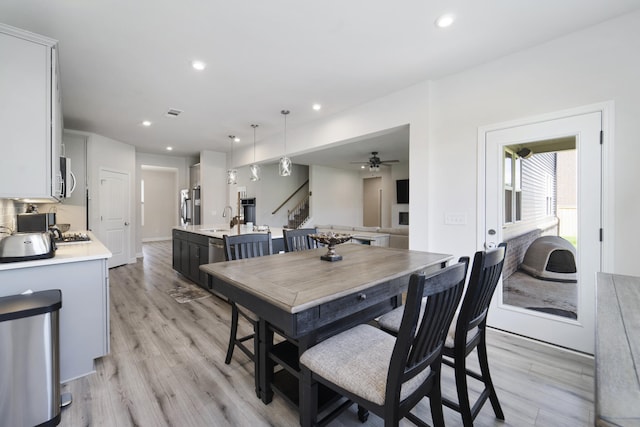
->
[[377, 297, 427, 332], [300, 324, 430, 406], [378, 304, 478, 348]]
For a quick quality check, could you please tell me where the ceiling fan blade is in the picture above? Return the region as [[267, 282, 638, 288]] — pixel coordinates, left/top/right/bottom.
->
[[380, 159, 399, 163], [348, 161, 369, 164]]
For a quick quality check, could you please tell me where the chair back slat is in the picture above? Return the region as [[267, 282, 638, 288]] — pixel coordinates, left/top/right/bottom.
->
[[458, 243, 507, 336], [283, 228, 318, 252], [223, 232, 273, 261], [386, 260, 468, 401]]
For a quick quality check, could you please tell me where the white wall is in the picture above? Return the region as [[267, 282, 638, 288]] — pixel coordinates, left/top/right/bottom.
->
[[87, 132, 136, 264], [427, 10, 640, 275], [310, 165, 363, 226]]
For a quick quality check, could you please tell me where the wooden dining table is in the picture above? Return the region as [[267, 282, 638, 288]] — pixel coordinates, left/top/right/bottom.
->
[[200, 243, 452, 411]]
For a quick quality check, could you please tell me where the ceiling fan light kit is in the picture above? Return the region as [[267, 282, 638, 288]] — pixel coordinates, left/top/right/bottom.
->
[[350, 151, 399, 172]]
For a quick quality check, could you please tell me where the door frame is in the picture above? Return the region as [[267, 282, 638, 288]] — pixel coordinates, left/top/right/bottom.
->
[[98, 167, 132, 268], [477, 101, 614, 272], [477, 102, 614, 352]]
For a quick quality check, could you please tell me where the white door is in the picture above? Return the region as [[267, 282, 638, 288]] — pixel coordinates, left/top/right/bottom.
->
[[482, 111, 602, 354], [99, 169, 130, 268], [363, 177, 382, 227]]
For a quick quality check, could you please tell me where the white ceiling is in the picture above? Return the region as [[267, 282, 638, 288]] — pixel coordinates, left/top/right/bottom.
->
[[2, 0, 639, 167]]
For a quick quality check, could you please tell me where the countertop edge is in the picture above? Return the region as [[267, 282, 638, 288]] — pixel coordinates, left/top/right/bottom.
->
[[174, 224, 285, 239], [0, 231, 111, 271]]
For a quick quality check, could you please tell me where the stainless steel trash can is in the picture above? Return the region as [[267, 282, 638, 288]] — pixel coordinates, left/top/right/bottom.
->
[[0, 289, 62, 427]]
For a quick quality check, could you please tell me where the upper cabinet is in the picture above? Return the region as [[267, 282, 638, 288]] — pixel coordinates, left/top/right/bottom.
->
[[0, 24, 63, 201]]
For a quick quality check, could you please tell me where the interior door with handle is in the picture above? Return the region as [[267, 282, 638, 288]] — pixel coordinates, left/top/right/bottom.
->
[[481, 110, 602, 354], [99, 168, 130, 268]]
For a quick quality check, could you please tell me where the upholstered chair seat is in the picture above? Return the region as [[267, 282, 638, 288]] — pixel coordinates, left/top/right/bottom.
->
[[300, 324, 431, 406]]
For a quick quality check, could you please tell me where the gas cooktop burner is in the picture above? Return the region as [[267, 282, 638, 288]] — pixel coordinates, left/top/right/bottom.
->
[[55, 232, 92, 245]]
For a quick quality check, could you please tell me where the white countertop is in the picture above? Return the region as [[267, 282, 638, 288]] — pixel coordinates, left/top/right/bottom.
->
[[174, 224, 285, 239], [0, 231, 111, 271]]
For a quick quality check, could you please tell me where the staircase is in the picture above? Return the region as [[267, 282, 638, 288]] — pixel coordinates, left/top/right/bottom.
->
[[286, 194, 310, 229]]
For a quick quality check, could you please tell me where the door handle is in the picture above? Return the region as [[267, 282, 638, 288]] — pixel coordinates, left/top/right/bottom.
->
[[124, 222, 130, 226], [485, 228, 496, 249]]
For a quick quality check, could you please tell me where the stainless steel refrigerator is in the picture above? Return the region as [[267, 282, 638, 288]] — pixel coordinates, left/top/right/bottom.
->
[[180, 186, 201, 226]]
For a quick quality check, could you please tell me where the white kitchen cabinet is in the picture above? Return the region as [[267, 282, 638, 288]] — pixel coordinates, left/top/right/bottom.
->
[[0, 24, 62, 200], [0, 258, 110, 383]]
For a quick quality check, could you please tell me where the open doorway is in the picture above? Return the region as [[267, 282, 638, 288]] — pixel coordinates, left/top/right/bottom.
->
[[363, 177, 382, 227], [140, 166, 179, 242]]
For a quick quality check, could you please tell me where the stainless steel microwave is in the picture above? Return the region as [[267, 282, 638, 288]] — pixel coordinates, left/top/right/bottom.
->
[[60, 156, 76, 198]]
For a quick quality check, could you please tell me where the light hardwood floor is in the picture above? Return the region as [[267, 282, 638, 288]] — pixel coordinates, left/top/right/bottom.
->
[[59, 241, 595, 426]]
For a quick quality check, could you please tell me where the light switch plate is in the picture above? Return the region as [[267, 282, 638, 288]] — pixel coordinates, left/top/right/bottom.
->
[[445, 212, 467, 225]]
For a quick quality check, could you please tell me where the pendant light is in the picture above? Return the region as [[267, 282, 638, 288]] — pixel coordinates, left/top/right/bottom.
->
[[249, 124, 260, 181], [226, 135, 237, 185], [279, 110, 292, 177]]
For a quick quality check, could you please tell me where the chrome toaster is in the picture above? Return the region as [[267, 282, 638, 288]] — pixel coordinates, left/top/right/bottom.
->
[[0, 232, 55, 263]]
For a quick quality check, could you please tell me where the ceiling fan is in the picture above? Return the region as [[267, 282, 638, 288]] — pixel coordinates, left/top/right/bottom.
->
[[350, 151, 399, 171]]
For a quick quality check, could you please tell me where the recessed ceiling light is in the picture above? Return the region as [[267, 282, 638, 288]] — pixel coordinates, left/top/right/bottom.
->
[[360, 165, 365, 169], [166, 146, 173, 151], [435, 13, 455, 28], [312, 103, 322, 111], [191, 60, 206, 71], [142, 120, 152, 127]]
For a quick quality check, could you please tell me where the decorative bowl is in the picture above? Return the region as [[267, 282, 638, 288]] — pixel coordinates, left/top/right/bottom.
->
[[309, 232, 352, 262]]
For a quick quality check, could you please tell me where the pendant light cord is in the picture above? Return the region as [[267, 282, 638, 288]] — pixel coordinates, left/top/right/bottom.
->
[[281, 110, 290, 155], [229, 135, 234, 163], [251, 124, 258, 163]]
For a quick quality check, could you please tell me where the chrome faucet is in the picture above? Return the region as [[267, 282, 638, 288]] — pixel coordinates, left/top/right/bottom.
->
[[222, 205, 233, 218]]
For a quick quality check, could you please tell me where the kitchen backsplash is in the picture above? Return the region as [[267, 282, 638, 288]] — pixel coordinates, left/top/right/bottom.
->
[[0, 199, 26, 232]]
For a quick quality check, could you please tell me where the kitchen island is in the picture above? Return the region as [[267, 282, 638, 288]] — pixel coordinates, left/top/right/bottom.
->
[[172, 225, 284, 288], [0, 232, 111, 383]]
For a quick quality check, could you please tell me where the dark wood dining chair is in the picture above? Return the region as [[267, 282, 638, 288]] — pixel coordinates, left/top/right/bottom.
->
[[282, 227, 318, 252], [299, 260, 468, 427], [441, 243, 507, 426], [222, 232, 273, 398], [378, 244, 508, 426]]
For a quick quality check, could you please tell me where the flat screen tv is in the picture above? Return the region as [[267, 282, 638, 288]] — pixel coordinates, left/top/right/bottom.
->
[[396, 179, 409, 204]]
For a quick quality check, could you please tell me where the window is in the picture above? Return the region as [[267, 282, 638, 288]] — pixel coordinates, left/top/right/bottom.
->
[[504, 149, 522, 224]]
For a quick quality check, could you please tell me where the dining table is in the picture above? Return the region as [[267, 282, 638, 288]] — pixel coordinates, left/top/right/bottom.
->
[[200, 243, 452, 414]]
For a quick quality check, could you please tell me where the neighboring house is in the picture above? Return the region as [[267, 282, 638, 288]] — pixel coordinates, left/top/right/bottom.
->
[[502, 147, 577, 279]]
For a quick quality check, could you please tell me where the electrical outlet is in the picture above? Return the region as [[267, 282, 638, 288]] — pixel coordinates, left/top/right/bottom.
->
[[445, 212, 467, 225]]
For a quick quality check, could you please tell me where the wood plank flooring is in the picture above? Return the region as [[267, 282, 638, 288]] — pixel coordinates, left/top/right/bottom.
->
[[59, 241, 594, 426]]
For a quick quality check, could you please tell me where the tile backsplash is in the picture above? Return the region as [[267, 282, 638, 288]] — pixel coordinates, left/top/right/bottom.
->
[[0, 199, 25, 232]]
